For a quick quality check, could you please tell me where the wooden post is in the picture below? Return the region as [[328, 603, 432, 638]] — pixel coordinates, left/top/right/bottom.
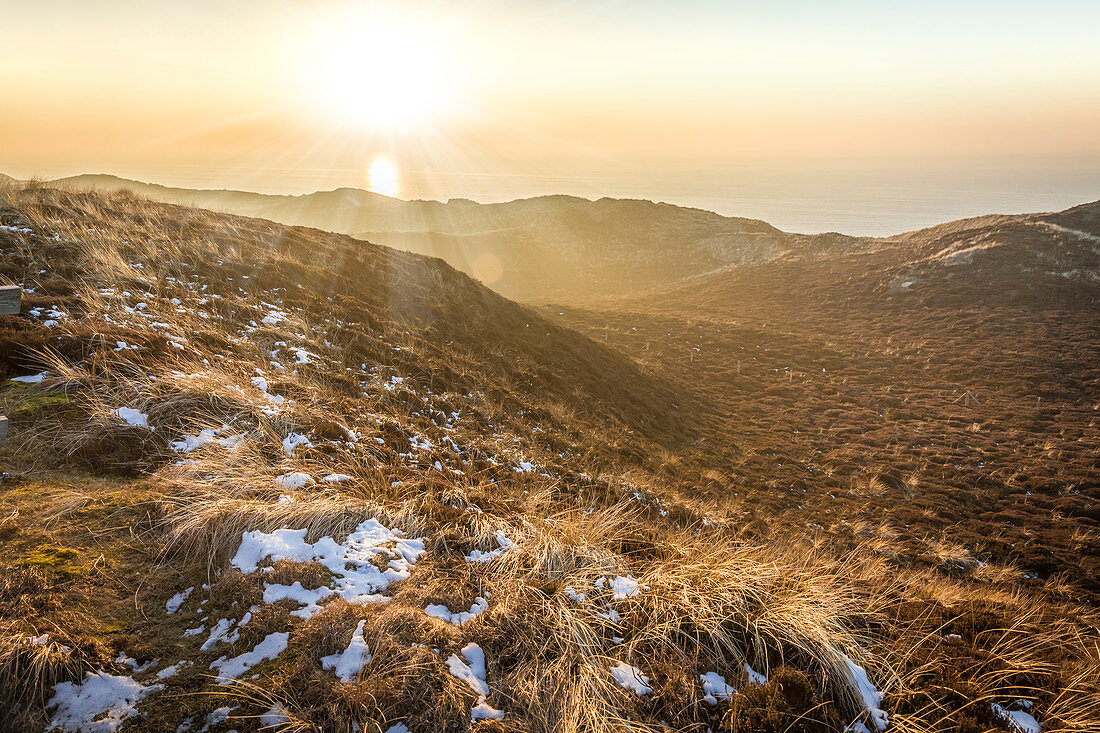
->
[[737, 360, 741, 375], [952, 390, 980, 407], [0, 416, 8, 445], [0, 285, 21, 316]]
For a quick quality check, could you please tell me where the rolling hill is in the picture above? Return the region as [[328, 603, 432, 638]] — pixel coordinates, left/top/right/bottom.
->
[[48, 174, 876, 302], [48, 175, 1099, 311], [606, 199, 1100, 318], [1, 181, 1098, 733]]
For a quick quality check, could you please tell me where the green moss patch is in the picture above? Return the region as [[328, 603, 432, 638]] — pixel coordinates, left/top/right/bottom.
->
[[10, 392, 72, 414], [21, 546, 86, 579]]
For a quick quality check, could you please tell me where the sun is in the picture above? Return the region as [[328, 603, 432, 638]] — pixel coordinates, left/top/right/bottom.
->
[[368, 158, 399, 197], [307, 14, 455, 130]]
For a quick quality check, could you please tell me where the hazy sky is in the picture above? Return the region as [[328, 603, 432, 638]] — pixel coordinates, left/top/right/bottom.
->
[[3, 0, 1099, 232]]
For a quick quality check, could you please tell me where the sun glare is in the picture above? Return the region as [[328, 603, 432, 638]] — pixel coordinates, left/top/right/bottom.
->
[[307, 14, 455, 130], [368, 158, 399, 196]]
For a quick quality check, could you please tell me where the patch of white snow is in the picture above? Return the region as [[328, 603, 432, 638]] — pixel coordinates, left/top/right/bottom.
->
[[842, 655, 888, 731], [992, 702, 1041, 733], [320, 620, 371, 682], [230, 518, 424, 616], [700, 671, 736, 704], [610, 661, 653, 696], [274, 472, 312, 490], [446, 643, 504, 720], [47, 672, 163, 733], [11, 371, 48, 383], [210, 632, 288, 683], [425, 597, 489, 626], [165, 587, 193, 614]]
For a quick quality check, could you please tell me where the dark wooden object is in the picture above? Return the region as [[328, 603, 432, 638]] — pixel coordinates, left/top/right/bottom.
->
[[0, 285, 20, 316]]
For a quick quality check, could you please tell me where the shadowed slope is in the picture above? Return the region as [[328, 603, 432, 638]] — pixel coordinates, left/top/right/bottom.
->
[[0, 184, 686, 445]]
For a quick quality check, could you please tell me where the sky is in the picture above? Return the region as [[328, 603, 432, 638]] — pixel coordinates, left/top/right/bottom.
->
[[2, 0, 1099, 234]]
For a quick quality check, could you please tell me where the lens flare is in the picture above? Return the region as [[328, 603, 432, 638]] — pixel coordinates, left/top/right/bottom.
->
[[368, 159, 399, 196]]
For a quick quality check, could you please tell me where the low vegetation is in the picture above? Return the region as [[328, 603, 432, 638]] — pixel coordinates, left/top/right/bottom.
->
[[1, 183, 1097, 732]]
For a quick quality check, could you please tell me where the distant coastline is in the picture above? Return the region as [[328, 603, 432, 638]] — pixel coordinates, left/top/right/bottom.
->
[[4, 162, 1099, 237]]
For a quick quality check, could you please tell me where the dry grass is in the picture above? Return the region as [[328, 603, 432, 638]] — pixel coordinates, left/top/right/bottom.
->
[[0, 566, 111, 729], [0, 631, 82, 723], [1, 183, 1097, 732]]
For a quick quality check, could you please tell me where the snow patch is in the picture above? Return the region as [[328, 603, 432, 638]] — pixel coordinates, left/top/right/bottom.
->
[[260, 703, 292, 728], [11, 371, 48, 383], [425, 597, 489, 626], [464, 531, 514, 563], [155, 661, 188, 680], [200, 705, 237, 731], [274, 472, 312, 490], [261, 309, 287, 326], [112, 407, 151, 429], [113, 654, 157, 674], [700, 671, 736, 704], [597, 575, 644, 601], [170, 427, 241, 453], [446, 643, 504, 720], [210, 632, 288, 683], [320, 620, 371, 682], [842, 655, 888, 731], [200, 618, 239, 651], [262, 581, 332, 617], [563, 585, 586, 604], [47, 672, 163, 733], [610, 661, 653, 696], [281, 433, 314, 456], [165, 587, 193, 614], [231, 517, 424, 616], [251, 375, 286, 415], [992, 702, 1041, 733], [290, 347, 314, 364]]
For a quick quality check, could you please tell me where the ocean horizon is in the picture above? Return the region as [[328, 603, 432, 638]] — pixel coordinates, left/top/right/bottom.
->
[[7, 159, 1099, 237]]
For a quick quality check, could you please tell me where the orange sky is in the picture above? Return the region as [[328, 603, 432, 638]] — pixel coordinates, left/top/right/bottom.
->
[[3, 0, 1100, 206]]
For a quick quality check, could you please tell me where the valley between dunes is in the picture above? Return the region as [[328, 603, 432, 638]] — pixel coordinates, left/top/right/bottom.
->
[[1, 182, 1097, 733]]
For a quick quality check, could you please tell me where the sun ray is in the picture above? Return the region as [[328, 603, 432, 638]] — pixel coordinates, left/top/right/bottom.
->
[[300, 8, 461, 134]]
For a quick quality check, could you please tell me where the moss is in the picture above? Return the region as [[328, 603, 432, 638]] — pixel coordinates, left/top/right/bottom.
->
[[11, 393, 72, 414], [21, 546, 85, 579]]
